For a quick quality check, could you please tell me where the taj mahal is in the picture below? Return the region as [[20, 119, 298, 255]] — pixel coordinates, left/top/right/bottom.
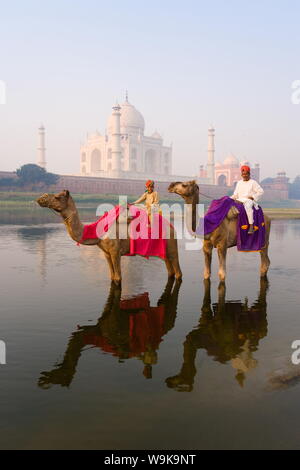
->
[[36, 95, 264, 188], [79, 94, 174, 182]]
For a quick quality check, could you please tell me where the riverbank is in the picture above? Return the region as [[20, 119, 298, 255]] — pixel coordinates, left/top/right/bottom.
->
[[1, 192, 300, 220], [0, 191, 177, 207], [263, 208, 300, 219]]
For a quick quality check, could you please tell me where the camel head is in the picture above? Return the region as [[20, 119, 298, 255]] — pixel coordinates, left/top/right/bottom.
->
[[36, 190, 72, 214], [168, 180, 199, 200], [168, 180, 199, 232]]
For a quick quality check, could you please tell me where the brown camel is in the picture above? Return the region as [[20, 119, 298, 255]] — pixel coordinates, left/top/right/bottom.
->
[[36, 190, 182, 285], [168, 180, 271, 281]]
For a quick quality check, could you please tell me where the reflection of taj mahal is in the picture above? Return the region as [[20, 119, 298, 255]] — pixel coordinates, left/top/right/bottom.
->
[[80, 94, 173, 181]]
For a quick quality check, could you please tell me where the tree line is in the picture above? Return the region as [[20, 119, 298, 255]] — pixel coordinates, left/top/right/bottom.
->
[[1, 164, 300, 200], [0, 164, 59, 189]]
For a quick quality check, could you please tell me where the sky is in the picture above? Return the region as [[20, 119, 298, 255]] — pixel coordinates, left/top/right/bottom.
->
[[0, 0, 300, 180]]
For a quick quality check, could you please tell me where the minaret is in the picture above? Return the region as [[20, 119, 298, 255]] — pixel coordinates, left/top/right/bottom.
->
[[207, 125, 215, 185], [111, 103, 122, 174], [37, 124, 46, 170]]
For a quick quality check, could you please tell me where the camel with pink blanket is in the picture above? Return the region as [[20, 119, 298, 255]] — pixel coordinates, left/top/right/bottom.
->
[[36, 190, 182, 285]]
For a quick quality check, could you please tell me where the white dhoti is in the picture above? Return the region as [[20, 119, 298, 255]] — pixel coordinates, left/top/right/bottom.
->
[[237, 198, 256, 224]]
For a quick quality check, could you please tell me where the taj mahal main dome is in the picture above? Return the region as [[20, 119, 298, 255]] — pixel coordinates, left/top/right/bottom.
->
[[80, 95, 172, 180], [107, 100, 145, 135]]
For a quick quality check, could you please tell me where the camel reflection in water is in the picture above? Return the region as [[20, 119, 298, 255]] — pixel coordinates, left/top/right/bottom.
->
[[166, 278, 269, 391], [38, 279, 181, 388]]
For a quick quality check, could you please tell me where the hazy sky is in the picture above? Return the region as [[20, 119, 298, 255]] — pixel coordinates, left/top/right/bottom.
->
[[0, 0, 300, 180]]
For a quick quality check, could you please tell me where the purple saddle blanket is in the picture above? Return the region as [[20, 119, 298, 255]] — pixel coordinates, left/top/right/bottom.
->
[[196, 196, 266, 252]]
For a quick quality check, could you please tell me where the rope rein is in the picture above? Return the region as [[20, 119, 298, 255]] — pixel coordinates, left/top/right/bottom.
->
[[48, 207, 74, 224], [198, 191, 215, 201]]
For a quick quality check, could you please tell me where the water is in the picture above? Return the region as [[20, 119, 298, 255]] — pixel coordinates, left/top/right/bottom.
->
[[0, 213, 300, 449]]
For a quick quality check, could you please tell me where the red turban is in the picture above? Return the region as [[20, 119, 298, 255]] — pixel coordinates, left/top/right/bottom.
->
[[145, 180, 154, 187], [241, 165, 250, 173]]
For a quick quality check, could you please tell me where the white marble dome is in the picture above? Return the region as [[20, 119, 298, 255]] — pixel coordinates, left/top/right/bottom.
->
[[107, 100, 145, 134], [89, 131, 101, 139], [151, 130, 162, 139], [223, 154, 239, 167]]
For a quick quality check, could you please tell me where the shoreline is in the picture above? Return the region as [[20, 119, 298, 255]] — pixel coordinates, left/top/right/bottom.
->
[[1, 192, 300, 220]]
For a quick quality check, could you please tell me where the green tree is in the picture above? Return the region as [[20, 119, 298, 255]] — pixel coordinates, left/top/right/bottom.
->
[[0, 178, 15, 188], [16, 164, 58, 187]]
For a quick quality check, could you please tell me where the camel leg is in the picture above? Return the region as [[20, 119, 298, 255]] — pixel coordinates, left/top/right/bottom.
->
[[217, 244, 227, 282], [165, 335, 197, 392], [104, 252, 115, 281], [217, 281, 226, 312], [166, 238, 182, 280], [110, 252, 122, 286], [171, 256, 182, 280], [260, 244, 270, 277], [260, 218, 271, 277], [165, 258, 175, 278], [203, 240, 213, 279]]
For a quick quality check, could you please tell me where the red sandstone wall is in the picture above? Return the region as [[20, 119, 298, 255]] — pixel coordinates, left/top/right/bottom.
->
[[49, 175, 230, 199], [0, 171, 289, 201], [262, 189, 289, 201]]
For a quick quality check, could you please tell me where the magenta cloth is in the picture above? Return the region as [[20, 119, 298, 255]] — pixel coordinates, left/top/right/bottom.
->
[[196, 196, 266, 252], [79, 204, 168, 259], [80, 205, 124, 241], [127, 205, 167, 260]]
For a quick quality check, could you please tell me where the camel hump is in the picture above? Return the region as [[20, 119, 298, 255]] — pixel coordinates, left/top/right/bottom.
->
[[227, 206, 240, 220]]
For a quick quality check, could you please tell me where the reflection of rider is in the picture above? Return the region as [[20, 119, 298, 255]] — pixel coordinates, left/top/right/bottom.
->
[[38, 278, 181, 388], [166, 278, 268, 392], [133, 180, 159, 217]]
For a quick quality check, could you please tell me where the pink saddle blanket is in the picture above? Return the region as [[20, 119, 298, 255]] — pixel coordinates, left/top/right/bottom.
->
[[79, 205, 168, 260]]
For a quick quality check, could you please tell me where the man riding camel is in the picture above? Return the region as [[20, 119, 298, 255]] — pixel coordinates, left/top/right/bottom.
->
[[133, 180, 160, 217], [231, 165, 264, 234]]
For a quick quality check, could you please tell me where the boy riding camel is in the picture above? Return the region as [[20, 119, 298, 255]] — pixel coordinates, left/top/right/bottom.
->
[[133, 180, 160, 216], [231, 165, 264, 234]]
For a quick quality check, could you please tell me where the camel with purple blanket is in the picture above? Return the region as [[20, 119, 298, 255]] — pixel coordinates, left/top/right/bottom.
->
[[36, 190, 182, 285], [169, 181, 271, 281]]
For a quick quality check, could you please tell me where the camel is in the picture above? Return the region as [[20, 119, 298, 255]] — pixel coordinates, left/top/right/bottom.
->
[[36, 190, 182, 285], [168, 180, 271, 281], [38, 278, 181, 388], [166, 277, 269, 391]]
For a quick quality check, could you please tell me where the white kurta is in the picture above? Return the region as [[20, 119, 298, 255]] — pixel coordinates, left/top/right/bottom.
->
[[231, 179, 264, 224]]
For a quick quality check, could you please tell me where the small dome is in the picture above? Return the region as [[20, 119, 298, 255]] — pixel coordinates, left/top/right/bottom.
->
[[151, 130, 162, 139], [223, 154, 239, 167], [215, 161, 222, 168], [107, 99, 145, 135], [89, 131, 101, 139]]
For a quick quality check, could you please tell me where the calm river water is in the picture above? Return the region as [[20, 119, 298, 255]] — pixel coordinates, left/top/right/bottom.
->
[[0, 212, 300, 449]]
